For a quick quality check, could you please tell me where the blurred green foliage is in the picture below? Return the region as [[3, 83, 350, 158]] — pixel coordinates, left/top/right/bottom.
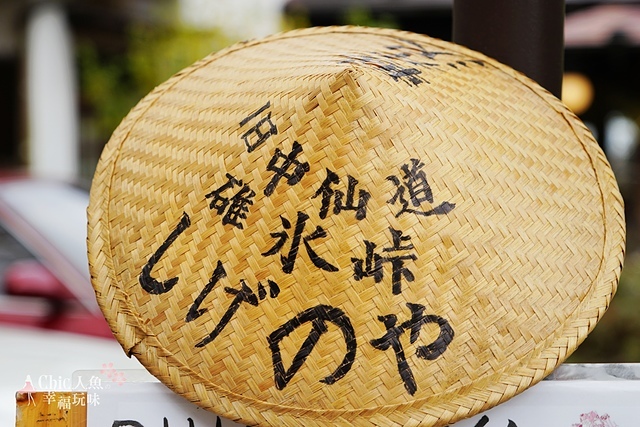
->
[[282, 6, 398, 31], [78, 12, 235, 143], [78, 4, 396, 145], [342, 7, 398, 29], [280, 5, 310, 31], [569, 251, 640, 362]]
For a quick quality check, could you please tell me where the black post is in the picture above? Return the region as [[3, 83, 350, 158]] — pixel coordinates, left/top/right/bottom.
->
[[452, 0, 565, 98]]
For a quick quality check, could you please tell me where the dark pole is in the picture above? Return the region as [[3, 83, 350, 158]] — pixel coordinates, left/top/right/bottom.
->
[[452, 0, 565, 98]]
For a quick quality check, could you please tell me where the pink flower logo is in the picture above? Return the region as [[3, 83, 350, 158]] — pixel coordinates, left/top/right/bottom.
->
[[101, 362, 127, 386], [572, 411, 618, 427]]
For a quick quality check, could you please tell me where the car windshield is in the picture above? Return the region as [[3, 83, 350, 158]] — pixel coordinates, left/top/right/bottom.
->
[[0, 179, 98, 312], [0, 180, 89, 275]]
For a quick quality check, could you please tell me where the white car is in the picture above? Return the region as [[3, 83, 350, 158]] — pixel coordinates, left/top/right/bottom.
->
[[0, 177, 143, 426]]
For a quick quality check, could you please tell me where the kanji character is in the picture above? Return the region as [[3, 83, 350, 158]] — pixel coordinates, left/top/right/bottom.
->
[[385, 39, 485, 72], [57, 395, 71, 410], [268, 304, 356, 390], [72, 376, 86, 391], [240, 101, 278, 152], [341, 53, 425, 86], [351, 227, 417, 295], [264, 141, 310, 196], [385, 39, 450, 65], [370, 302, 454, 395], [387, 158, 455, 217], [312, 168, 370, 220], [87, 392, 100, 406], [205, 173, 255, 229], [262, 211, 338, 274], [87, 376, 103, 390], [43, 391, 56, 404], [72, 393, 86, 407]]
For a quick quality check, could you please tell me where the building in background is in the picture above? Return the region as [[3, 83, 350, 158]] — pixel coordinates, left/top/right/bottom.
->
[[0, 0, 285, 182], [0, 0, 168, 181]]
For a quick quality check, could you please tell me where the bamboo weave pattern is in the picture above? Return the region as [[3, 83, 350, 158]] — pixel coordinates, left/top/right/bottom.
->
[[87, 26, 625, 426]]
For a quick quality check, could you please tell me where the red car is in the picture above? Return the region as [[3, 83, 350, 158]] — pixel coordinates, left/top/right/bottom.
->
[[0, 176, 113, 338]]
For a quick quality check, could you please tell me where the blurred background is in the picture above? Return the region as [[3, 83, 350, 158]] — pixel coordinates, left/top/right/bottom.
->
[[0, 0, 638, 363]]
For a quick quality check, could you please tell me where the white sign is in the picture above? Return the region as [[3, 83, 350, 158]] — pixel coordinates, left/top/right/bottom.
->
[[87, 381, 243, 427], [452, 381, 636, 426], [83, 365, 640, 427]]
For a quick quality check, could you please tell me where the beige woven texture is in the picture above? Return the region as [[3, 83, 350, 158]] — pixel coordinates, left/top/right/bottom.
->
[[88, 27, 625, 426]]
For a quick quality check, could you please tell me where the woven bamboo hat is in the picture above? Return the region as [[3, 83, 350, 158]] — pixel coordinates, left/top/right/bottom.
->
[[88, 26, 625, 426]]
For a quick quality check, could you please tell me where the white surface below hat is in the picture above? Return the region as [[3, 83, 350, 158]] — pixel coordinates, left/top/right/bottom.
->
[[0, 325, 144, 426]]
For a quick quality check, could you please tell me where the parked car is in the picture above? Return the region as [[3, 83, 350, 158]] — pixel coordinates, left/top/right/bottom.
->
[[0, 176, 112, 338]]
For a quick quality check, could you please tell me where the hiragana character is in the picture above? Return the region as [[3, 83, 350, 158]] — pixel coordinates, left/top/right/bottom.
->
[[139, 212, 191, 294], [268, 305, 356, 390], [370, 302, 454, 395], [189, 264, 280, 348]]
